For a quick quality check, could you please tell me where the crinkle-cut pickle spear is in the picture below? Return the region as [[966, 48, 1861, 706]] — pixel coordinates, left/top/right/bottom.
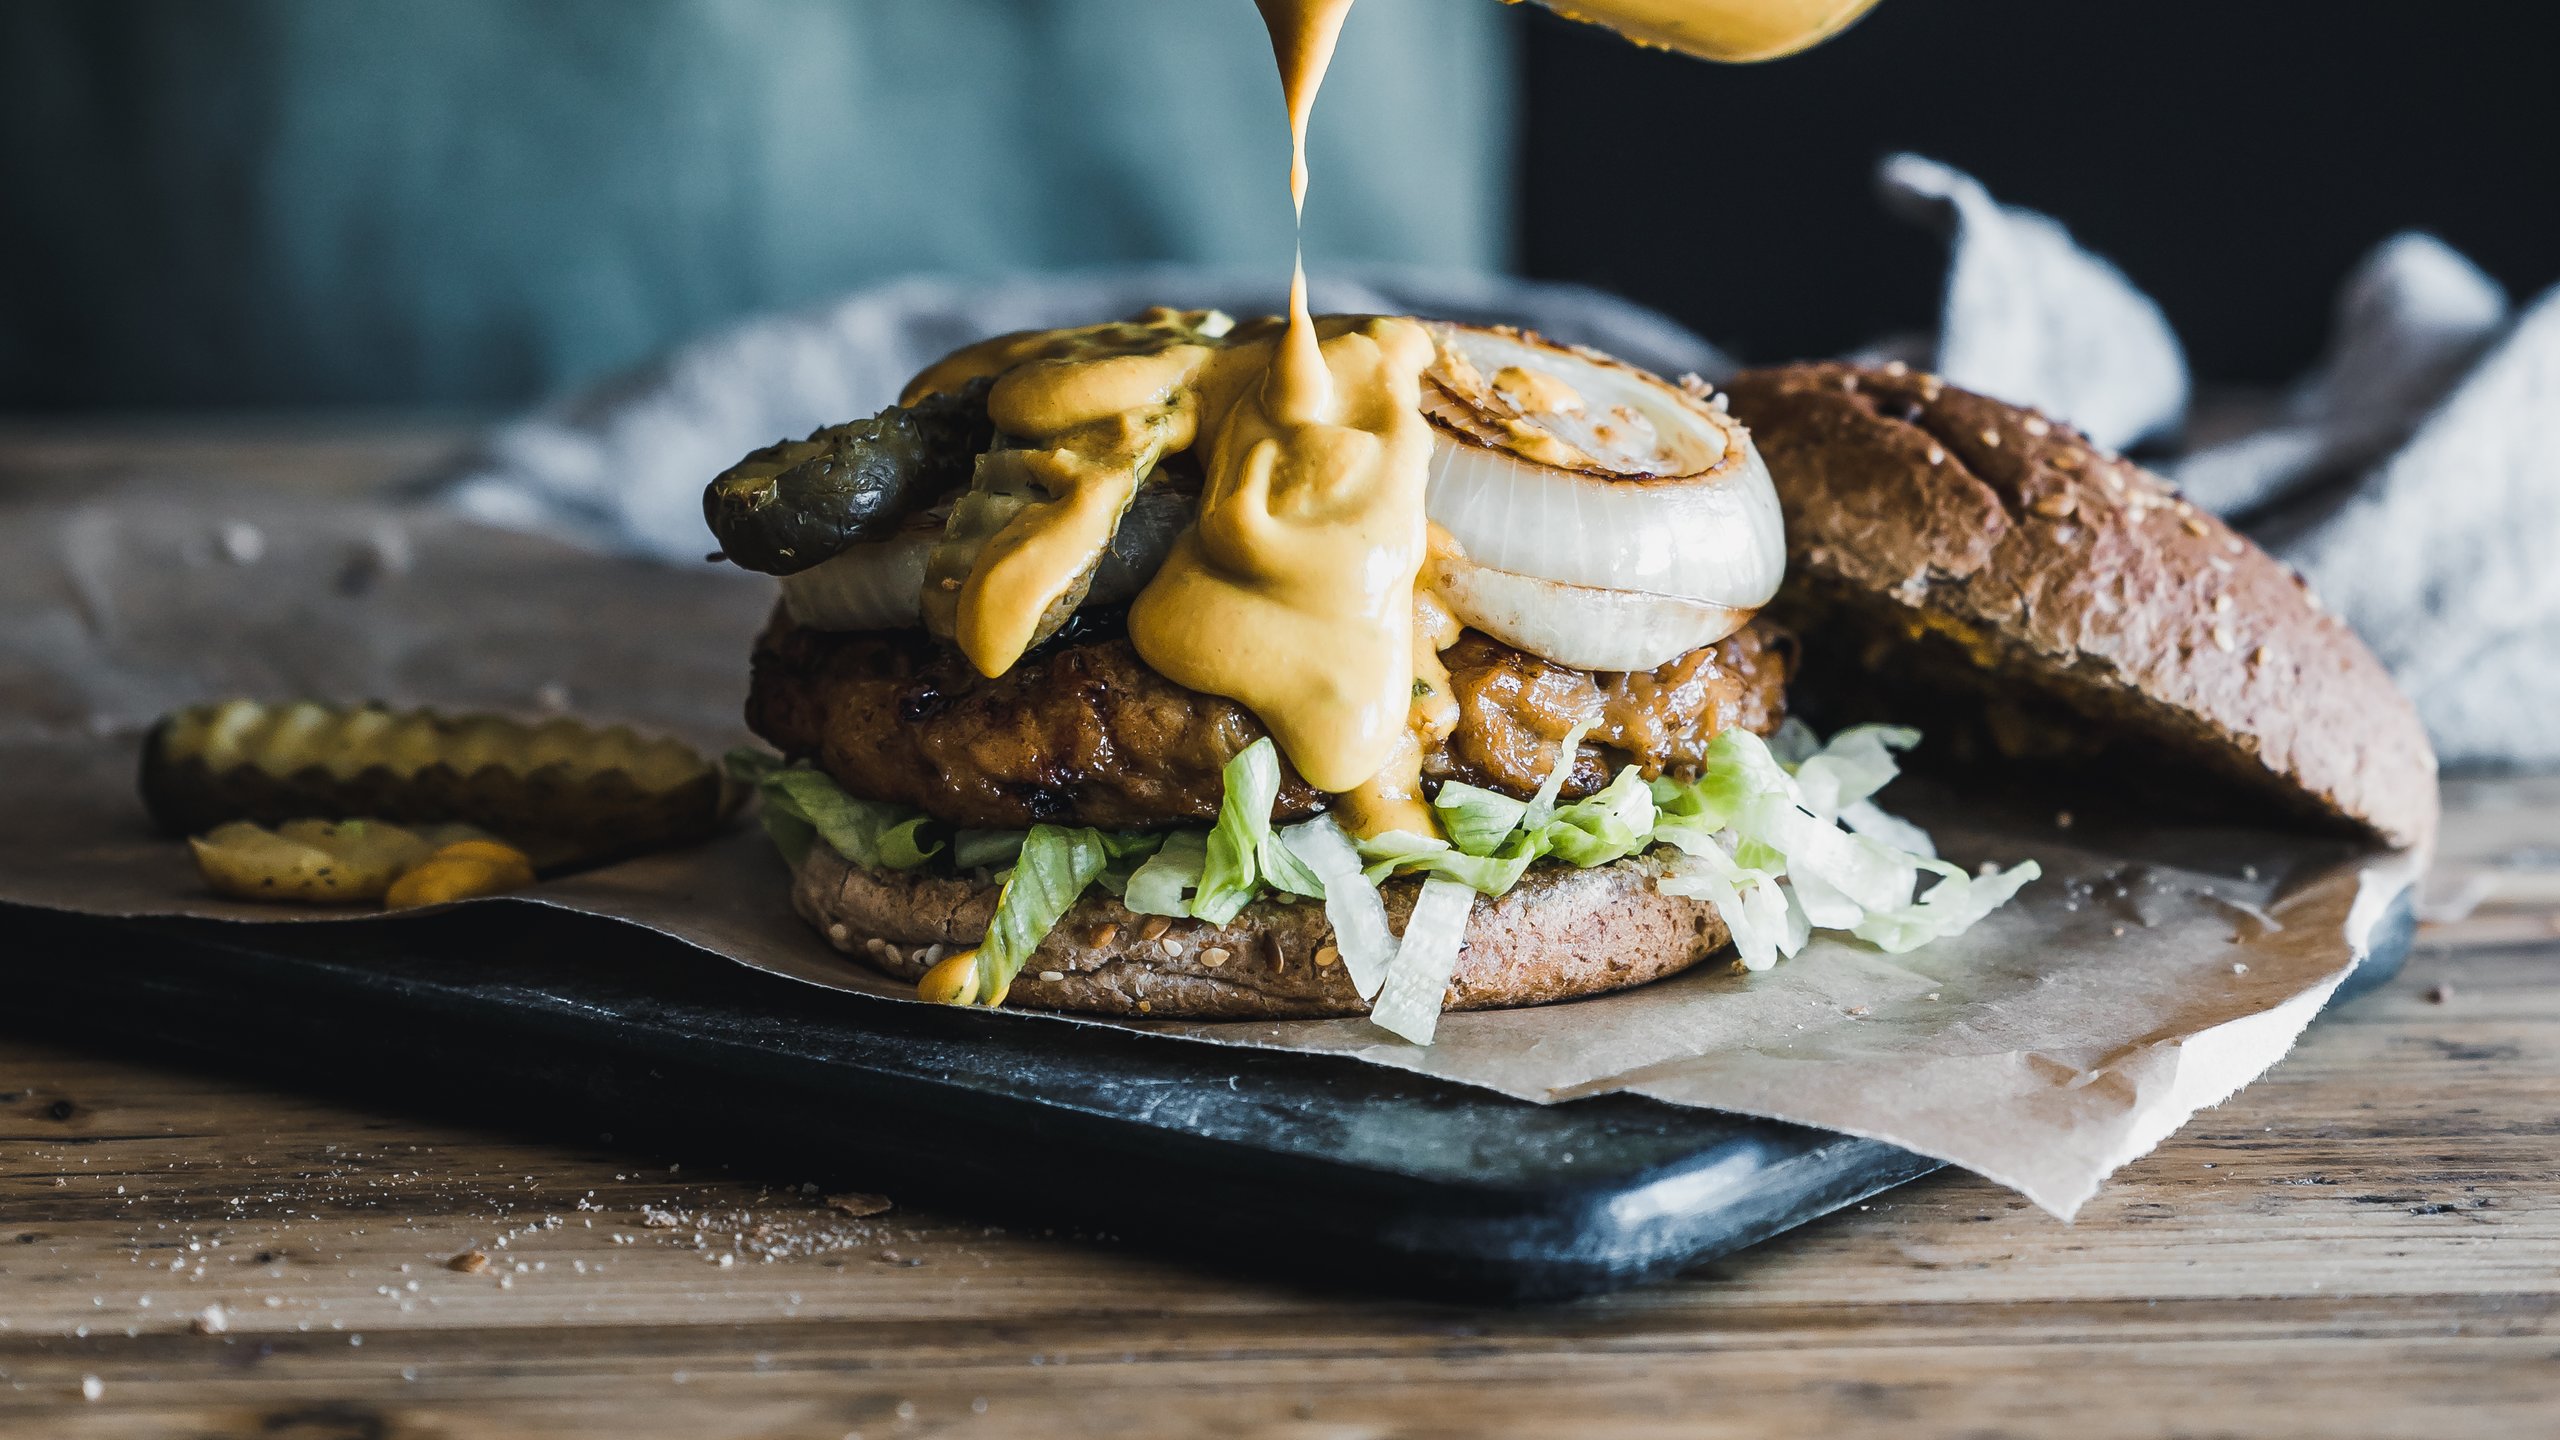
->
[[142, 699, 739, 871]]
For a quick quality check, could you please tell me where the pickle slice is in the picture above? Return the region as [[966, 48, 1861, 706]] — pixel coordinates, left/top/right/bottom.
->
[[143, 700, 740, 870], [705, 377, 995, 576], [189, 818, 491, 905]]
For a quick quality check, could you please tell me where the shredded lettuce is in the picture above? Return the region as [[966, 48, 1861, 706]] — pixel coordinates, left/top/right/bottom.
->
[[1088, 830, 1164, 898], [1120, 742, 1323, 920], [1256, 819, 1329, 902], [1193, 739, 1287, 923], [1654, 833, 1804, 971], [1431, 782, 1529, 857], [1655, 727, 2039, 968], [727, 749, 938, 870], [973, 824, 1113, 1000], [1124, 829, 1208, 916], [1356, 827, 1539, 894], [1279, 815, 1396, 999], [952, 829, 1027, 872], [1360, 727, 1648, 889], [1353, 722, 2037, 981], [1766, 716, 1824, 766], [1540, 764, 1657, 868], [1522, 717, 1592, 831], [734, 717, 2038, 1037], [1792, 724, 1920, 818], [1851, 859, 2041, 953], [1367, 876, 1477, 1045]]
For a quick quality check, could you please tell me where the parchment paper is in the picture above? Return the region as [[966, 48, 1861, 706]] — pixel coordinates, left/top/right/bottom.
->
[[0, 495, 2416, 1218]]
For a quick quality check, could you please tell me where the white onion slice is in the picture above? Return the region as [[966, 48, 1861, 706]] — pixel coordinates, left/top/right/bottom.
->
[[1419, 323, 1786, 613], [1431, 554, 1750, 672], [778, 530, 935, 630], [1424, 428, 1785, 611]]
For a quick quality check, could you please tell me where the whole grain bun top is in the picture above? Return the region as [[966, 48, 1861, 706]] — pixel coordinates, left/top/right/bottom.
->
[[1722, 362, 2438, 851]]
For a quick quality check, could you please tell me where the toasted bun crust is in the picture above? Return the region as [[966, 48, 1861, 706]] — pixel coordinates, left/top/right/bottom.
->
[[791, 842, 1732, 1019], [1723, 362, 2438, 850]]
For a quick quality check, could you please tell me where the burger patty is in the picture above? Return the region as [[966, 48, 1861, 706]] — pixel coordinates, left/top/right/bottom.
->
[[748, 614, 1791, 830], [1434, 627, 1792, 799]]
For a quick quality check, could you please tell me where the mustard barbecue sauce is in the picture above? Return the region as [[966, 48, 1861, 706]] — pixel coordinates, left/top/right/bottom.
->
[[1518, 0, 1879, 61], [1169, 0, 1444, 833], [898, 1, 1875, 841], [900, 304, 1437, 818]]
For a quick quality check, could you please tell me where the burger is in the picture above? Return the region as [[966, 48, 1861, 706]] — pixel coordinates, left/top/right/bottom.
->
[[705, 310, 2434, 1043]]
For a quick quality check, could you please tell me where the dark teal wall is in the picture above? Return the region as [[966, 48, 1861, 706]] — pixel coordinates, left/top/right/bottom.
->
[[0, 0, 1515, 409]]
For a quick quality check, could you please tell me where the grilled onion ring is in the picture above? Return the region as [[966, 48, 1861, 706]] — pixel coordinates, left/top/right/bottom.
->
[[1418, 322, 1786, 615], [1427, 553, 1752, 673]]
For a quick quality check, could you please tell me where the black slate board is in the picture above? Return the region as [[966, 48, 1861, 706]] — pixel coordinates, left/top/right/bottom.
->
[[0, 894, 2413, 1303]]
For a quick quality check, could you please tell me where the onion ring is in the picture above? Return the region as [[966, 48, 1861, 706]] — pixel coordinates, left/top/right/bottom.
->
[[1418, 323, 1786, 613], [1428, 551, 1751, 673]]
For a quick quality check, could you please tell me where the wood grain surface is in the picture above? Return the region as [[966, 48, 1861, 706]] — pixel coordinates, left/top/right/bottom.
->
[[2, 426, 2555, 1437]]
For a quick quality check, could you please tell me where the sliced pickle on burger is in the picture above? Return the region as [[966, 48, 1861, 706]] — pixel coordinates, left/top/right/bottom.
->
[[920, 409, 1193, 673], [1418, 323, 1786, 672], [781, 449, 1198, 635], [919, 447, 1047, 645], [704, 376, 994, 576]]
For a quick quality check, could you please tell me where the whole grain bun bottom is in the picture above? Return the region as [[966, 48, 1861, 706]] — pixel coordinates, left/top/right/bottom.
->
[[791, 842, 1733, 1020]]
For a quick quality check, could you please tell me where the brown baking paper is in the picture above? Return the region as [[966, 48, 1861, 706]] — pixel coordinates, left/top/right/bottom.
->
[[0, 496, 2417, 1218]]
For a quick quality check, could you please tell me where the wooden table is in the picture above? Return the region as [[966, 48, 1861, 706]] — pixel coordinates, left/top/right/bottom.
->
[[3, 422, 2556, 1438]]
